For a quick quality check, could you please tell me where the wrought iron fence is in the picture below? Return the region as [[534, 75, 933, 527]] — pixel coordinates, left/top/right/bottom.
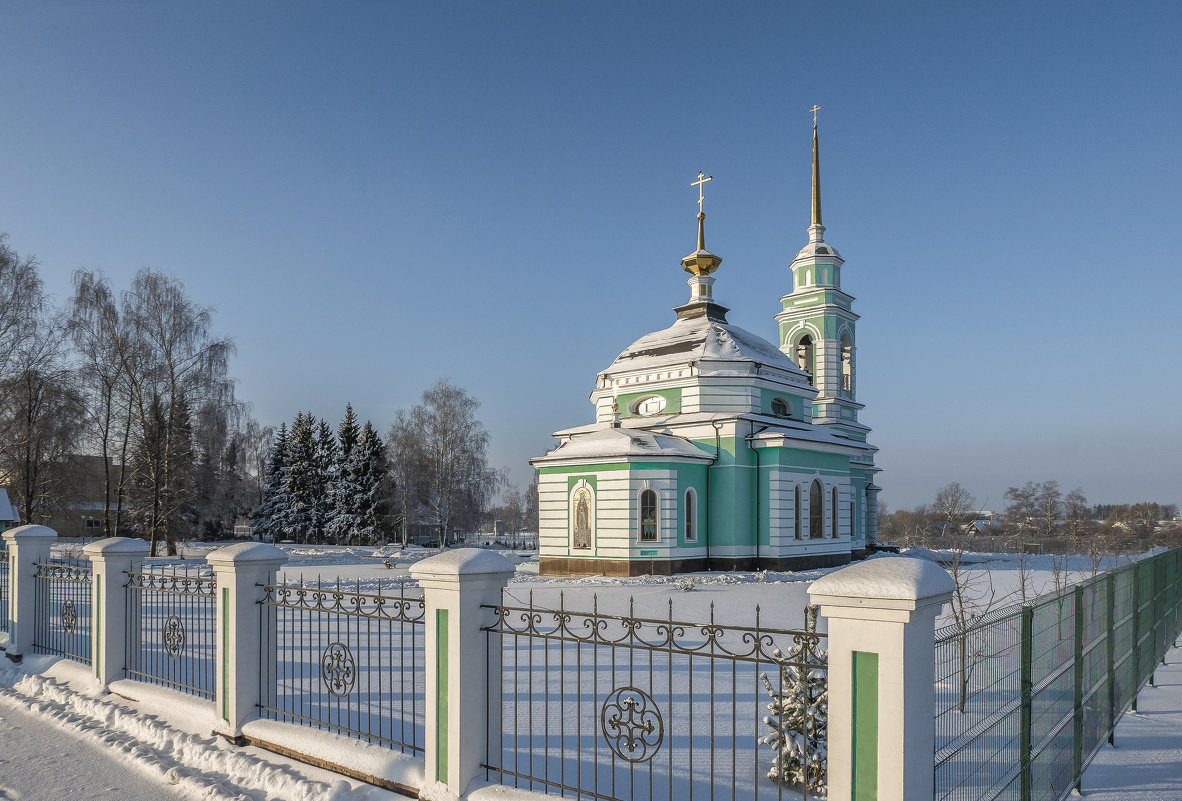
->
[[32, 558, 93, 664], [124, 564, 217, 699], [934, 549, 1182, 801], [0, 546, 9, 635], [257, 577, 426, 753], [481, 592, 828, 801]]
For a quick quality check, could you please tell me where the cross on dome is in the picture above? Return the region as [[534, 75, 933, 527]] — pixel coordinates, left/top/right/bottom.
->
[[691, 172, 713, 214]]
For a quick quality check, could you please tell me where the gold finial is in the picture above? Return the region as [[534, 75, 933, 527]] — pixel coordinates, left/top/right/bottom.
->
[[810, 108, 822, 226], [691, 171, 713, 214]]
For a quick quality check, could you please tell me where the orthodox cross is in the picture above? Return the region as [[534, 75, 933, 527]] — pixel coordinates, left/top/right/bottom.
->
[[692, 172, 713, 213], [810, 105, 821, 126]]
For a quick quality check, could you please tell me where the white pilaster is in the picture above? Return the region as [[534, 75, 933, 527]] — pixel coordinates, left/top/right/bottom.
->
[[207, 542, 287, 738], [2, 525, 57, 661], [808, 558, 953, 801], [410, 549, 515, 798], [84, 536, 149, 688]]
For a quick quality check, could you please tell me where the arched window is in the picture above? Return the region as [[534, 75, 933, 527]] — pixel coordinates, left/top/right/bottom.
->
[[684, 489, 697, 542], [840, 333, 853, 396], [809, 480, 823, 539], [571, 481, 594, 550], [850, 501, 856, 539], [831, 486, 839, 537], [795, 335, 815, 385], [771, 397, 791, 418], [794, 485, 802, 539], [640, 489, 658, 542]]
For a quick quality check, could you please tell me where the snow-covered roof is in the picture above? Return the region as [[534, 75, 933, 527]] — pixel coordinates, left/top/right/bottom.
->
[[603, 311, 806, 378], [791, 239, 843, 265], [0, 488, 19, 524], [533, 426, 714, 465]]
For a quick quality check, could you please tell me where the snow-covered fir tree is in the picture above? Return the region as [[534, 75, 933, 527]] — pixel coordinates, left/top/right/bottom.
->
[[760, 606, 828, 795], [355, 421, 388, 543], [251, 422, 288, 541], [326, 404, 364, 545], [281, 412, 318, 543], [313, 417, 338, 542]]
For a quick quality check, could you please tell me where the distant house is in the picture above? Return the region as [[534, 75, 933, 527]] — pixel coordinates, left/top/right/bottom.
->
[[43, 455, 130, 539], [0, 488, 20, 532]]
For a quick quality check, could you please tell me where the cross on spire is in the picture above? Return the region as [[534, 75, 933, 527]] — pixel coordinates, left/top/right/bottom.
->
[[691, 172, 713, 214], [810, 105, 821, 126]]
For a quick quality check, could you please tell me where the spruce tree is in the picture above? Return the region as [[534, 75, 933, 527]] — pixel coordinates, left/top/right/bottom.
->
[[283, 412, 317, 544], [327, 404, 364, 545], [314, 417, 339, 543], [356, 421, 388, 544], [252, 422, 288, 542]]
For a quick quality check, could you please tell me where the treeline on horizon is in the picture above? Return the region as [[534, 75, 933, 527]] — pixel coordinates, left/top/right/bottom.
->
[[880, 480, 1181, 556]]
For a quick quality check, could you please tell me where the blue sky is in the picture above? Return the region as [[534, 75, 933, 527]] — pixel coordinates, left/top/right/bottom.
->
[[2, 1, 1179, 511]]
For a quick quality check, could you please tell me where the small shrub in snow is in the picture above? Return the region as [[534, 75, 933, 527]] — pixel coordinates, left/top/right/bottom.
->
[[674, 577, 695, 592], [760, 605, 827, 796]]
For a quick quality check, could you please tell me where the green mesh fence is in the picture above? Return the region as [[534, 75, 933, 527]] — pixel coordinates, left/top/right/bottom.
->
[[934, 548, 1182, 801]]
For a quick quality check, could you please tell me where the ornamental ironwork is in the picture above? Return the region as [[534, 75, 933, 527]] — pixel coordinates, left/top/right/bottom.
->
[[601, 686, 663, 763], [321, 641, 356, 697], [60, 599, 77, 633], [163, 615, 186, 658]]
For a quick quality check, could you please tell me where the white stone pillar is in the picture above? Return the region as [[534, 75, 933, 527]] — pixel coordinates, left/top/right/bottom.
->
[[410, 549, 515, 798], [207, 542, 287, 739], [808, 557, 954, 801], [84, 537, 149, 689], [2, 525, 57, 661]]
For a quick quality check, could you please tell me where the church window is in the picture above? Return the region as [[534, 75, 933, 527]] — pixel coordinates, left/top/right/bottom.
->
[[640, 489, 658, 542], [794, 485, 802, 539], [571, 482, 594, 550], [684, 489, 697, 542], [771, 397, 791, 418], [634, 395, 667, 416], [831, 487, 839, 537], [809, 480, 823, 539]]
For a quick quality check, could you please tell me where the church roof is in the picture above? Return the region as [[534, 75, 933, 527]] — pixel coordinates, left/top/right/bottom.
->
[[532, 426, 713, 465], [603, 310, 807, 378]]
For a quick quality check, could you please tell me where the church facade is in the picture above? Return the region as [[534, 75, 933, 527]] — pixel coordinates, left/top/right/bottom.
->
[[532, 123, 881, 576]]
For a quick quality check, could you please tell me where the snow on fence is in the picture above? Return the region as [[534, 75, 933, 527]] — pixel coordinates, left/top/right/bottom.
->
[[32, 558, 93, 665], [934, 549, 1182, 801], [481, 592, 827, 801], [124, 563, 217, 699], [257, 577, 426, 754]]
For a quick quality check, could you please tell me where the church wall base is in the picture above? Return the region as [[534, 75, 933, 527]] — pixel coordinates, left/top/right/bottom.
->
[[539, 551, 856, 577]]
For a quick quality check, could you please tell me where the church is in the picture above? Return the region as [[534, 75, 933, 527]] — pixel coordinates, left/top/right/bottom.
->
[[531, 119, 881, 576]]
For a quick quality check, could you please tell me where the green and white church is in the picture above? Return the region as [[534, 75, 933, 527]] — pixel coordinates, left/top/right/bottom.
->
[[532, 121, 881, 576]]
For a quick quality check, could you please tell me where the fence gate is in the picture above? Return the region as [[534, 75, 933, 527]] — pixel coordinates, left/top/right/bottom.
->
[[482, 591, 828, 801]]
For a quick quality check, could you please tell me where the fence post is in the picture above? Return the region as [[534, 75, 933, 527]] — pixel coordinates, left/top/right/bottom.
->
[[808, 557, 954, 801], [1019, 605, 1033, 801], [1072, 584, 1084, 793], [1131, 565, 1141, 712], [1149, 558, 1157, 687], [1106, 572, 1115, 746], [84, 537, 150, 690], [2, 525, 57, 662], [207, 542, 287, 740], [410, 549, 515, 799]]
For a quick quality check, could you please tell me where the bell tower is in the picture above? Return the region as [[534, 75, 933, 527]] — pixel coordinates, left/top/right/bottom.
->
[[774, 109, 868, 440]]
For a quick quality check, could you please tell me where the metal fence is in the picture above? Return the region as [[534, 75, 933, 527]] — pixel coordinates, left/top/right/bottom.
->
[[257, 578, 426, 753], [125, 564, 217, 699], [32, 558, 93, 664], [0, 546, 9, 634], [481, 592, 828, 801], [934, 549, 1182, 801]]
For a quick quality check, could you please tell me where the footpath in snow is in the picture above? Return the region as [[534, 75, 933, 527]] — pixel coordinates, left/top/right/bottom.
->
[[1082, 638, 1182, 800]]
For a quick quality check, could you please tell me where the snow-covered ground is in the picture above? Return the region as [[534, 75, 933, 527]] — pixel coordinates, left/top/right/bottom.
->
[[3, 542, 1173, 800]]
